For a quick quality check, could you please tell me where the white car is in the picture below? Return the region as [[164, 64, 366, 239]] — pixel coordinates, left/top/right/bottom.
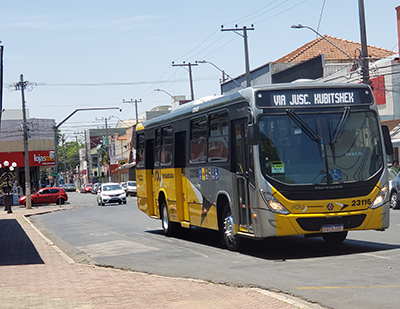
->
[[97, 183, 127, 206], [125, 181, 137, 196]]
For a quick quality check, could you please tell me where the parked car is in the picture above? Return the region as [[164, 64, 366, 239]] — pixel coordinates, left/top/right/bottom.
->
[[91, 183, 100, 194], [63, 183, 76, 192], [390, 169, 400, 209], [97, 183, 126, 206], [125, 181, 137, 196], [120, 182, 127, 191], [81, 183, 93, 193], [19, 187, 68, 206], [388, 168, 398, 192]]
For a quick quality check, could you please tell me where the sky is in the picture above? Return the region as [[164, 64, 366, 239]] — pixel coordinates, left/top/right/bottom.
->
[[1, 0, 400, 140]]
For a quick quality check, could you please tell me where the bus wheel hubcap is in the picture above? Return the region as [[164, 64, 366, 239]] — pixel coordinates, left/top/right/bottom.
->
[[224, 215, 235, 243], [162, 206, 169, 230]]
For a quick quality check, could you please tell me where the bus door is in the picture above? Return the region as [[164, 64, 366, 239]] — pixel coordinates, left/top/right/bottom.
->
[[174, 131, 189, 222], [233, 118, 253, 233]]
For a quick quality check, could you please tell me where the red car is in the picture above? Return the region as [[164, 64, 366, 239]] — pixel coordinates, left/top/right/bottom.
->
[[19, 187, 68, 205], [82, 183, 93, 193]]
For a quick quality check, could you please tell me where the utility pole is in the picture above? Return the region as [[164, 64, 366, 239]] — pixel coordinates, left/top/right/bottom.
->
[[97, 117, 112, 182], [123, 99, 141, 125], [172, 62, 198, 101], [11, 74, 35, 209], [75, 135, 81, 190], [62, 135, 67, 176], [358, 0, 370, 85], [221, 25, 255, 87]]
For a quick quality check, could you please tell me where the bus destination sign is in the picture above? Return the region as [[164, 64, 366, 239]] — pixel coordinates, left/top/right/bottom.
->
[[256, 88, 373, 108]]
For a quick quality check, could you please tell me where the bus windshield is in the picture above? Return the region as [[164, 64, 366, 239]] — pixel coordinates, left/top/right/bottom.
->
[[258, 110, 383, 185]]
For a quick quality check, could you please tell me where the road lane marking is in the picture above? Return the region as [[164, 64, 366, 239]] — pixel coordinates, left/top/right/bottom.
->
[[297, 285, 400, 290]]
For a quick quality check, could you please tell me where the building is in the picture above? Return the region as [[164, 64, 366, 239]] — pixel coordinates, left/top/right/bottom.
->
[[222, 35, 396, 94], [0, 109, 55, 193]]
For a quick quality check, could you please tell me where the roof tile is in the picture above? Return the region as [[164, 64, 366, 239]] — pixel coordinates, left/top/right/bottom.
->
[[274, 35, 396, 63]]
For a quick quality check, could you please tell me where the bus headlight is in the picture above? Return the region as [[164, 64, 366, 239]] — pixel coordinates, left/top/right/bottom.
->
[[369, 184, 388, 209], [260, 189, 290, 215]]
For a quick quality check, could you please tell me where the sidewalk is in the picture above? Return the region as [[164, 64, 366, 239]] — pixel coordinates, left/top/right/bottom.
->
[[0, 206, 326, 309]]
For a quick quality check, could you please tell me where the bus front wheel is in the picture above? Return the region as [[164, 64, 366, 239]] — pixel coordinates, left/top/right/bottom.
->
[[221, 204, 241, 251], [322, 231, 348, 243]]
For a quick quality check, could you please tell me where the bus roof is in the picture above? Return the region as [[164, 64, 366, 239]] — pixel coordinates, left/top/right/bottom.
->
[[137, 82, 373, 130]]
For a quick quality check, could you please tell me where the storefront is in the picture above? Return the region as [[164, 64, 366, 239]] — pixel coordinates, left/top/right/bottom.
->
[[0, 150, 55, 193]]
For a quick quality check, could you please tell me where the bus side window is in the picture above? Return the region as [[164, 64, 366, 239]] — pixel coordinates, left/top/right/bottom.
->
[[161, 126, 173, 166], [154, 129, 161, 167], [208, 111, 229, 162], [136, 132, 146, 169], [190, 115, 207, 164]]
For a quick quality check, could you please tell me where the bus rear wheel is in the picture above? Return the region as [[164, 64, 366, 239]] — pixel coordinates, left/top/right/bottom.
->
[[161, 201, 178, 237], [221, 204, 241, 251], [322, 231, 348, 243]]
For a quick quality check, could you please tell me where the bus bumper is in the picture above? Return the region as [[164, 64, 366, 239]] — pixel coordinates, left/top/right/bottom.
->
[[255, 202, 390, 238]]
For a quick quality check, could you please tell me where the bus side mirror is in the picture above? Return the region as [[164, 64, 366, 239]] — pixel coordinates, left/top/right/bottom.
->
[[381, 125, 394, 156], [248, 124, 258, 145]]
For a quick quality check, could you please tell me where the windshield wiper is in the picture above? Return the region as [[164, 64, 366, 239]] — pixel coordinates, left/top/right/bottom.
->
[[329, 107, 350, 164], [286, 109, 321, 142], [330, 107, 350, 145]]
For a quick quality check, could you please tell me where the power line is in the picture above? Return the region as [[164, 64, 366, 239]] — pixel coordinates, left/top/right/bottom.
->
[[253, 0, 307, 24], [316, 0, 326, 34]]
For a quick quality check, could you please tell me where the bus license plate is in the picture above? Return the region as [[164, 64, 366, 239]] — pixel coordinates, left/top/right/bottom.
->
[[321, 224, 343, 233]]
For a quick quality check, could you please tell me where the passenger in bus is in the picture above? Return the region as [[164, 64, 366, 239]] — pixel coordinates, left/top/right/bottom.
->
[[391, 160, 400, 173]]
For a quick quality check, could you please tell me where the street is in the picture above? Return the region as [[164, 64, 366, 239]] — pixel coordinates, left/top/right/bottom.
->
[[31, 191, 400, 309]]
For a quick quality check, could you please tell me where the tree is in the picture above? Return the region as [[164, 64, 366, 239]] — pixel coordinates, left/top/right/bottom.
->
[[57, 134, 85, 175]]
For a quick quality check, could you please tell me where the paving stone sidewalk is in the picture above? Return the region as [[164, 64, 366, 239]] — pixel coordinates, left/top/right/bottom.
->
[[0, 206, 326, 309]]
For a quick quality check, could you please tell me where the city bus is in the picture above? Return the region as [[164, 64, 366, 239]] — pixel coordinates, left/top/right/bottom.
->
[[135, 82, 393, 251]]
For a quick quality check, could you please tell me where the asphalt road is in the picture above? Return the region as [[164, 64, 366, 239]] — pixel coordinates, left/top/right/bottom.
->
[[31, 192, 400, 309]]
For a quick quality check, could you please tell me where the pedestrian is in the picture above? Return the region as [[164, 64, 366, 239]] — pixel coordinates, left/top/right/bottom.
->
[[391, 160, 400, 173]]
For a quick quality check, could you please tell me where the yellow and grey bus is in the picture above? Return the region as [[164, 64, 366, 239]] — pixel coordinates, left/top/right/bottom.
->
[[136, 82, 393, 251]]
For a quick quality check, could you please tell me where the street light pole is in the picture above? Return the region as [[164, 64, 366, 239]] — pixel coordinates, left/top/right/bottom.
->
[[196, 60, 245, 92], [0, 161, 17, 213], [291, 24, 357, 63], [75, 135, 81, 191], [54, 107, 120, 187], [154, 88, 179, 104]]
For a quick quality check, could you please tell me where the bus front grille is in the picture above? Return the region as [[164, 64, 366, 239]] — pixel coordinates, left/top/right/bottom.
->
[[296, 214, 366, 232]]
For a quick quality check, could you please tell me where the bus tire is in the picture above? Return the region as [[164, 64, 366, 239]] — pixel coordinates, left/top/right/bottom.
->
[[390, 192, 399, 209], [221, 203, 241, 251], [161, 201, 177, 237], [322, 231, 348, 244]]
